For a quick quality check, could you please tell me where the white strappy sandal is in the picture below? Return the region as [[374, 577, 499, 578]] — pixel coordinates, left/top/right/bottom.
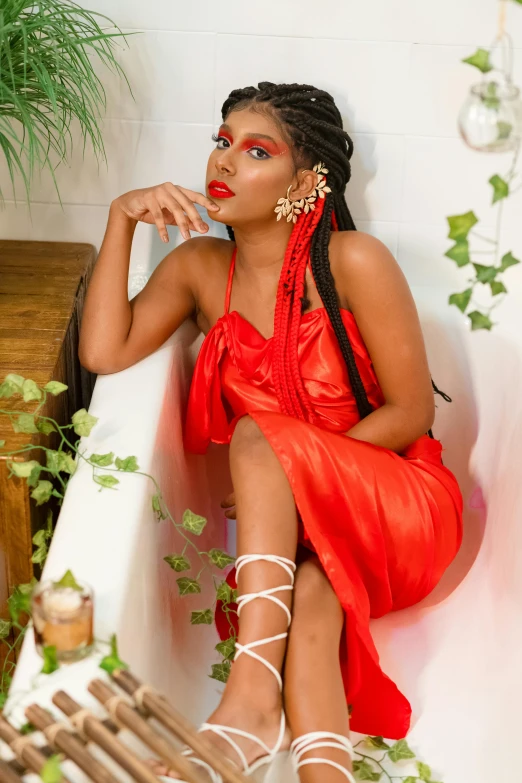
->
[[173, 553, 296, 783], [290, 731, 357, 782]]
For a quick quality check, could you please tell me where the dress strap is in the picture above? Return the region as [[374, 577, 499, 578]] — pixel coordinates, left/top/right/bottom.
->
[[224, 246, 237, 315]]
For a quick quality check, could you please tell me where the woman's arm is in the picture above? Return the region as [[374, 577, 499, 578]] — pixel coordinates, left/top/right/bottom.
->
[[333, 231, 435, 454]]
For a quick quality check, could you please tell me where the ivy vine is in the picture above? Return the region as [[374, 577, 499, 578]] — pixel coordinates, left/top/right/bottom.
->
[[446, 11, 522, 329]]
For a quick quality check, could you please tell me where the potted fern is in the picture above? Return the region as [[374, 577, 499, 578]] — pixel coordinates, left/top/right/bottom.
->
[[0, 0, 138, 208]]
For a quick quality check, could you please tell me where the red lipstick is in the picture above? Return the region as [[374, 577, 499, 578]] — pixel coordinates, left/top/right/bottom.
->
[[208, 180, 235, 198]]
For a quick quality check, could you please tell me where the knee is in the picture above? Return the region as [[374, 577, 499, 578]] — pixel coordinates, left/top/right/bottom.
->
[[292, 557, 344, 635], [229, 415, 269, 462]]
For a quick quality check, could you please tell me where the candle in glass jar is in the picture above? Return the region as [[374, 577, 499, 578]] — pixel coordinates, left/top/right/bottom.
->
[[31, 579, 94, 663]]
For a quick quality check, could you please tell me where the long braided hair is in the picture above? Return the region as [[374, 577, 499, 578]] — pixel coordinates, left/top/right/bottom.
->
[[221, 82, 451, 438]]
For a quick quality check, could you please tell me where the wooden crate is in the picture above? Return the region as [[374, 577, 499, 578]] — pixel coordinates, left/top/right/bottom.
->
[[0, 241, 97, 670]]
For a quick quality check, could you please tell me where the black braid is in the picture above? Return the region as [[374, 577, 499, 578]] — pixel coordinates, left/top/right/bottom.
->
[[222, 81, 451, 437]]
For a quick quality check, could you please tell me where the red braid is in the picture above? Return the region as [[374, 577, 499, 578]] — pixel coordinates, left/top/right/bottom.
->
[[272, 185, 339, 423]]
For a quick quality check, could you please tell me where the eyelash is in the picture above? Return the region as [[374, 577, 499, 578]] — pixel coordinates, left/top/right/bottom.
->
[[211, 132, 270, 159]]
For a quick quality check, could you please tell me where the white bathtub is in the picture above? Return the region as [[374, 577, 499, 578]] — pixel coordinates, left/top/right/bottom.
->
[[4, 286, 522, 783]]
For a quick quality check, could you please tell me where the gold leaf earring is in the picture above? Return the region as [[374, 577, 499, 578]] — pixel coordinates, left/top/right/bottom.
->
[[274, 161, 331, 223]]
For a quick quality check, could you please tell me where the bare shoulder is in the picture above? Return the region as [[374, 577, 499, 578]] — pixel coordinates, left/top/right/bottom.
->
[[329, 229, 408, 313], [330, 229, 399, 277], [159, 235, 231, 299]]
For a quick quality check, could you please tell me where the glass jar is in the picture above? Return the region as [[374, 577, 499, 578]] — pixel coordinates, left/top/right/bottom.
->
[[458, 80, 522, 152], [31, 579, 94, 663]]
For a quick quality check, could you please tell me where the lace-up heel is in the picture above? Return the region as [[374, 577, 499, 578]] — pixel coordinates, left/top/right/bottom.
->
[[178, 553, 296, 782], [290, 731, 356, 782]]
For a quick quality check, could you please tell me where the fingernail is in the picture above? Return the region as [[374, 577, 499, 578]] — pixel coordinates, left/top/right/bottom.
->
[[162, 234, 169, 243], [200, 223, 208, 232]]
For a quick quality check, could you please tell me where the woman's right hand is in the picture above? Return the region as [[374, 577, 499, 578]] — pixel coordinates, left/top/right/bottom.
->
[[112, 182, 220, 243]]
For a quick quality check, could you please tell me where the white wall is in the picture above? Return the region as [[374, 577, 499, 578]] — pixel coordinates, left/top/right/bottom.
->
[[0, 0, 520, 296]]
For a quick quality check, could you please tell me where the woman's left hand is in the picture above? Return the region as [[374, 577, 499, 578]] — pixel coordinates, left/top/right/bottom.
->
[[220, 491, 236, 519]]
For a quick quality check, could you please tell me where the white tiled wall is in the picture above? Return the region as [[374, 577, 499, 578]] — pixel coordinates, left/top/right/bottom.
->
[[0, 0, 520, 298]]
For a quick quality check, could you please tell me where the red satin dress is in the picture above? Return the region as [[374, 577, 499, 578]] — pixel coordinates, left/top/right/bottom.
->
[[183, 246, 464, 740]]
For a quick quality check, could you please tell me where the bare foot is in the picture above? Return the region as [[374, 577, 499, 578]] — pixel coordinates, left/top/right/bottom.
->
[[145, 702, 291, 779]]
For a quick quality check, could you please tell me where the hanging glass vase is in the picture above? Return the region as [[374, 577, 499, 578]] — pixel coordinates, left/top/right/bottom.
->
[[458, 22, 522, 153], [458, 79, 522, 152]]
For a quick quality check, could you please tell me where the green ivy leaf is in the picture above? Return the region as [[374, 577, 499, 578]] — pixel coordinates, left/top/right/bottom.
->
[[352, 759, 380, 780], [417, 760, 432, 780], [0, 692, 6, 709], [363, 735, 390, 750], [490, 280, 507, 296], [31, 517, 53, 565], [447, 211, 478, 241], [0, 439, 5, 448], [40, 754, 63, 783], [388, 739, 416, 763], [7, 459, 40, 479], [8, 579, 37, 623], [115, 456, 139, 472], [403, 778, 419, 783], [462, 47, 493, 73], [41, 645, 59, 675], [482, 81, 500, 109], [36, 419, 56, 435], [53, 570, 82, 591], [21, 379, 42, 403], [46, 450, 77, 476], [44, 381, 68, 396], [489, 174, 509, 204], [176, 577, 201, 596], [99, 633, 129, 675], [208, 549, 236, 569], [71, 408, 99, 437], [13, 413, 39, 434], [215, 636, 236, 661], [0, 618, 11, 638], [473, 263, 497, 283], [89, 452, 115, 467], [181, 509, 207, 536], [163, 553, 191, 572], [216, 580, 233, 604], [468, 310, 493, 330], [152, 493, 168, 521], [2, 373, 25, 392], [209, 661, 231, 683], [190, 609, 213, 625], [444, 240, 470, 267], [31, 480, 55, 506], [448, 288, 472, 313], [497, 120, 513, 140], [93, 474, 120, 489], [499, 251, 520, 272]]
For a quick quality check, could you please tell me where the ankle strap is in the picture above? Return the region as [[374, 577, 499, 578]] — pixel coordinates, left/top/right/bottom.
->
[[235, 553, 296, 582], [291, 731, 356, 783], [233, 553, 296, 692]]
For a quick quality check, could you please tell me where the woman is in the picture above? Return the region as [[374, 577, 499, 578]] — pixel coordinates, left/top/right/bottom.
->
[[79, 81, 464, 783]]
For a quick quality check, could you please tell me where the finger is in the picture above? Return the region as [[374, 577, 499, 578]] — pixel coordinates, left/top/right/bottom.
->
[[220, 492, 235, 508], [163, 201, 192, 241], [169, 183, 220, 215], [145, 196, 169, 243], [160, 191, 208, 236], [224, 508, 236, 520], [163, 184, 210, 235]]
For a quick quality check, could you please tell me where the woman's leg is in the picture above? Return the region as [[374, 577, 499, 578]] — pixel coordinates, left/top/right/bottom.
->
[[152, 414, 298, 777], [284, 555, 354, 782]]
